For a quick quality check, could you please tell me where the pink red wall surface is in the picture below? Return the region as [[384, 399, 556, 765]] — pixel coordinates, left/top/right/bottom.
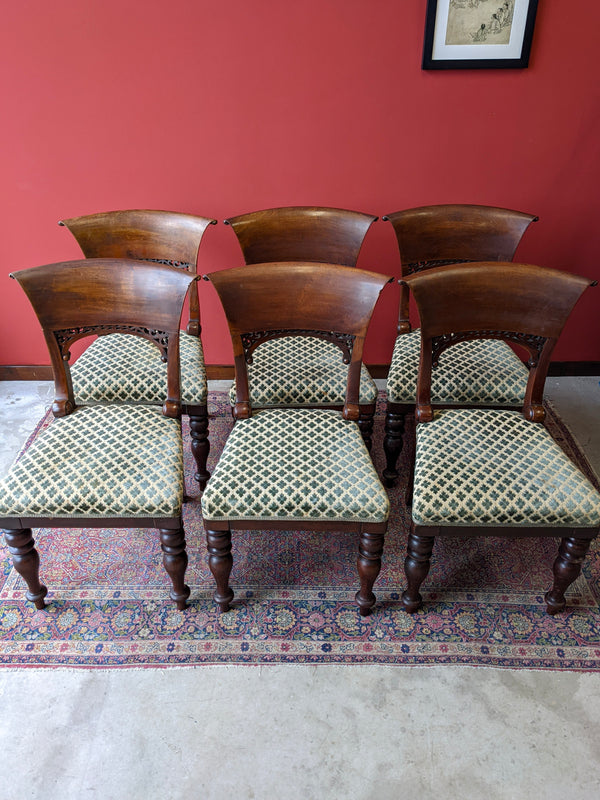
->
[[1, 1, 599, 366]]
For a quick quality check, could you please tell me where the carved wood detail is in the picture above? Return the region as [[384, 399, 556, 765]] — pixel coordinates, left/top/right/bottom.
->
[[54, 325, 170, 361], [432, 331, 547, 368], [406, 258, 477, 275], [241, 329, 355, 364]]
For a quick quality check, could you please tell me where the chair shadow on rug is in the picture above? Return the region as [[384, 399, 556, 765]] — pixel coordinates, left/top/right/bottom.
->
[[201, 262, 392, 615], [224, 206, 380, 448], [399, 261, 600, 615], [59, 209, 216, 491], [0, 259, 196, 610], [381, 204, 539, 486]]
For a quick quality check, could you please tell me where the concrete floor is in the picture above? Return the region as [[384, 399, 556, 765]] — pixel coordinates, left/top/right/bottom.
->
[[0, 378, 599, 800]]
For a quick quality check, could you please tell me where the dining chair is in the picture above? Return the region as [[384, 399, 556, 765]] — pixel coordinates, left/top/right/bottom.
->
[[0, 259, 197, 609], [59, 209, 216, 491], [381, 204, 539, 485], [201, 262, 392, 616], [398, 261, 599, 615], [223, 206, 380, 447]]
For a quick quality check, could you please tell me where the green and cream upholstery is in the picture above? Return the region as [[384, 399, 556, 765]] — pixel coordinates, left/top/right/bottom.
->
[[70, 332, 207, 406], [228, 336, 377, 408], [0, 405, 184, 519], [201, 408, 390, 524], [412, 408, 600, 527], [387, 332, 529, 405]]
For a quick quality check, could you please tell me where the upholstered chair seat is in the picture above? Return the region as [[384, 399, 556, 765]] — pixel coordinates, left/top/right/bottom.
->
[[227, 336, 377, 408], [72, 332, 207, 406], [387, 332, 529, 405], [0, 405, 184, 519], [413, 408, 600, 528], [202, 408, 389, 523]]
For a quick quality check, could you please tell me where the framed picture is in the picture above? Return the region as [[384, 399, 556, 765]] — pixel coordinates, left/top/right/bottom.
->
[[422, 0, 539, 70]]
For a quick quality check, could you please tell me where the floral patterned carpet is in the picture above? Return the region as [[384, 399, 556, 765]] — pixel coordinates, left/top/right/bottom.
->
[[1, 393, 599, 670]]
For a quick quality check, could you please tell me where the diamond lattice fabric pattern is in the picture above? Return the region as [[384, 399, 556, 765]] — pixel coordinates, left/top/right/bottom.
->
[[71, 332, 207, 405], [201, 408, 390, 523], [228, 336, 377, 407], [412, 408, 600, 527], [387, 330, 529, 405], [0, 405, 184, 518]]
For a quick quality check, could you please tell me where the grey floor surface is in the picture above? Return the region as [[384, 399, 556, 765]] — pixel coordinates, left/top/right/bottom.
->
[[0, 378, 599, 800]]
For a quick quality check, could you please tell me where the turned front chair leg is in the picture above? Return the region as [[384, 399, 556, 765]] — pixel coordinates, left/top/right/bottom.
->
[[189, 411, 210, 491], [206, 528, 234, 612], [4, 528, 48, 610], [401, 531, 435, 613], [159, 528, 190, 610], [358, 411, 375, 451], [355, 530, 385, 616], [545, 535, 592, 615], [383, 410, 405, 487]]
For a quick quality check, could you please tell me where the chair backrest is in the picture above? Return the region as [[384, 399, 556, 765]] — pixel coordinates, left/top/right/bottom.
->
[[206, 263, 392, 421], [402, 262, 594, 424], [383, 204, 539, 333], [224, 206, 377, 267], [11, 259, 197, 419], [58, 209, 216, 336]]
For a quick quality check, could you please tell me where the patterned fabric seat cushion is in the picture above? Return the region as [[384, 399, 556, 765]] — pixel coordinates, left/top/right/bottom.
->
[[71, 332, 207, 406], [228, 336, 378, 407], [0, 405, 183, 519], [413, 408, 600, 527], [387, 330, 529, 405], [201, 408, 390, 524]]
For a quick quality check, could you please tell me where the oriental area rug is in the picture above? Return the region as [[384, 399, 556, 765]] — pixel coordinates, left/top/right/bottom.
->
[[1, 393, 599, 670]]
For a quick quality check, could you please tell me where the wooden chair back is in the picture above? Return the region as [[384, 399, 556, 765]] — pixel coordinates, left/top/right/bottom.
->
[[224, 206, 377, 267], [402, 262, 594, 424], [11, 259, 197, 419], [59, 209, 216, 336], [383, 204, 538, 332], [206, 263, 392, 420]]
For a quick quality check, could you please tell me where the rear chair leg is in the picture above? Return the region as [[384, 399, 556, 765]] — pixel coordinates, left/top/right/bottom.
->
[[383, 410, 405, 487], [545, 536, 592, 615], [4, 528, 47, 609], [189, 411, 210, 491], [358, 410, 375, 451]]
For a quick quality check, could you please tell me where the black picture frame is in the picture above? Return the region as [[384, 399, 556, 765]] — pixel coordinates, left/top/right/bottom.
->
[[422, 0, 538, 70]]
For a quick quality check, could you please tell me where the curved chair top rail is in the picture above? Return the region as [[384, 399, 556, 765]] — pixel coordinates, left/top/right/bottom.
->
[[11, 259, 197, 418], [11, 258, 197, 332], [58, 209, 217, 268], [206, 262, 391, 337], [383, 204, 539, 269], [402, 261, 595, 422], [223, 206, 378, 267]]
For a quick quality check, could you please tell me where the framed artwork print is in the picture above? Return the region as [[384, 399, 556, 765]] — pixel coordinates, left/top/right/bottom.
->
[[422, 0, 539, 70]]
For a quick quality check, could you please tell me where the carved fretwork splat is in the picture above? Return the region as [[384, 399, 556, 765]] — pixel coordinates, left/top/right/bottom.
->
[[146, 258, 192, 271], [432, 330, 547, 368], [241, 329, 355, 364], [54, 325, 170, 361], [407, 258, 477, 275]]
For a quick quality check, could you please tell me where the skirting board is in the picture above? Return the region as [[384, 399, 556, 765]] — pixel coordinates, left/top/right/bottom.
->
[[1, 363, 600, 381]]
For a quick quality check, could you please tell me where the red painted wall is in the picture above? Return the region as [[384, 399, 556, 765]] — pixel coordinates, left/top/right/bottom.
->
[[2, 1, 599, 366]]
